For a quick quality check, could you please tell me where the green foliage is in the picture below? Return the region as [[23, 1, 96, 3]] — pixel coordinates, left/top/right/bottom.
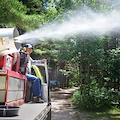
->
[[0, 0, 117, 30], [0, 0, 27, 23], [0, 0, 59, 30], [105, 48, 120, 85], [58, 36, 120, 110], [31, 41, 60, 69], [19, 0, 44, 15], [33, 49, 47, 55], [73, 82, 112, 110], [0, 0, 46, 30], [54, 0, 74, 12], [103, 48, 120, 106], [73, 87, 120, 111], [54, 0, 113, 13]]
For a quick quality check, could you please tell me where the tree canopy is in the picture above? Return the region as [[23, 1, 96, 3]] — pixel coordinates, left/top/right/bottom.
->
[[0, 0, 52, 30]]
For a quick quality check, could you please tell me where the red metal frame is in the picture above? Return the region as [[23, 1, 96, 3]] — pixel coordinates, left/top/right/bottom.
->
[[0, 52, 27, 106], [5, 70, 27, 106]]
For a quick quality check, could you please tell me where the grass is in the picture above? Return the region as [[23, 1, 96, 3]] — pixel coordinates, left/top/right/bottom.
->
[[70, 88, 120, 120], [77, 107, 120, 120], [70, 94, 120, 120], [95, 108, 120, 120]]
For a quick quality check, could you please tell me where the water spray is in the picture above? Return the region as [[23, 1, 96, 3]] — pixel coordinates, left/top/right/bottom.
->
[[15, 4, 120, 44]]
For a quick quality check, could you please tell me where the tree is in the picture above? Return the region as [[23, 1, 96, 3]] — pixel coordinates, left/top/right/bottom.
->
[[19, 0, 44, 15], [0, 0, 45, 30]]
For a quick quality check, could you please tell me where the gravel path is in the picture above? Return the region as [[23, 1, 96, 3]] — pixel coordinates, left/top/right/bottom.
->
[[51, 88, 82, 120]]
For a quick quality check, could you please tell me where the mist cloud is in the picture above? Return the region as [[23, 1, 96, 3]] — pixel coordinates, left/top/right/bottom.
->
[[15, 2, 120, 44]]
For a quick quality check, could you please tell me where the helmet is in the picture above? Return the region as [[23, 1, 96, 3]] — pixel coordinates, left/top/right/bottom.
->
[[24, 44, 32, 48], [23, 44, 33, 52]]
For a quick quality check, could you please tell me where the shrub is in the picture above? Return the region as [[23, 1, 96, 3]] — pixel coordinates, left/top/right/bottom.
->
[[73, 81, 112, 111]]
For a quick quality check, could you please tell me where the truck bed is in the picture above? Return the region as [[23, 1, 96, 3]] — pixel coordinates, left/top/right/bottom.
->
[[0, 102, 51, 120]]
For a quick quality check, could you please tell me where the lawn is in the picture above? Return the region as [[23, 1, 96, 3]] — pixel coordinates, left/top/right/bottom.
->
[[79, 108, 120, 120]]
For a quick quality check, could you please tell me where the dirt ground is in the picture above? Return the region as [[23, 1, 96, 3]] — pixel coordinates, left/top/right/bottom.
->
[[51, 87, 83, 120]]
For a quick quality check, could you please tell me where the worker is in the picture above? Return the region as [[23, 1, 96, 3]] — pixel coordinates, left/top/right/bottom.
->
[[23, 43, 47, 103]]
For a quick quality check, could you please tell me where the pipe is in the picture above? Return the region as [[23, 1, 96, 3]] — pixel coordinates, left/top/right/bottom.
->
[[0, 28, 19, 56], [0, 28, 19, 38]]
